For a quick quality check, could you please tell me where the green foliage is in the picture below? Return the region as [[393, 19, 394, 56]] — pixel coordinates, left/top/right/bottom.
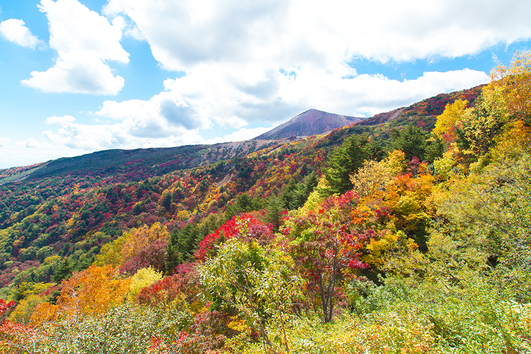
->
[[37, 303, 181, 353], [52, 258, 72, 284], [166, 213, 224, 273], [389, 124, 428, 161], [225, 193, 265, 219], [265, 195, 284, 232], [166, 223, 203, 272], [456, 86, 509, 158], [424, 135, 446, 163], [199, 238, 303, 353], [431, 146, 531, 301], [282, 172, 318, 210], [325, 134, 384, 194]]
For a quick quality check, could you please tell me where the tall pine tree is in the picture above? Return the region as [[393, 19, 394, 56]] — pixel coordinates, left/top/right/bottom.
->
[[324, 135, 383, 195]]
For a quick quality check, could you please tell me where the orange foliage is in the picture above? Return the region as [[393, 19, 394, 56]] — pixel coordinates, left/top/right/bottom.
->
[[32, 265, 130, 324], [120, 222, 169, 266], [0, 320, 44, 353]]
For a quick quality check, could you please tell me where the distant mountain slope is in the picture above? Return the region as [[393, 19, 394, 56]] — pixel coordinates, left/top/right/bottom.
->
[[357, 84, 485, 127], [0, 140, 282, 185], [254, 109, 365, 140], [0, 85, 485, 186]]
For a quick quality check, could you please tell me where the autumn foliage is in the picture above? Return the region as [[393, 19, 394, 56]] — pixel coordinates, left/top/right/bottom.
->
[[0, 52, 531, 353]]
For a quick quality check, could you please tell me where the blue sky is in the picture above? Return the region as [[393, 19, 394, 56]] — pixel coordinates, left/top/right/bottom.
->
[[1, 0, 531, 169]]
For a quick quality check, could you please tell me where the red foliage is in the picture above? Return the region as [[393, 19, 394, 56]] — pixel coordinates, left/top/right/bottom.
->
[[175, 311, 230, 354], [0, 299, 16, 316], [136, 266, 200, 308], [119, 239, 168, 275], [194, 213, 273, 261]]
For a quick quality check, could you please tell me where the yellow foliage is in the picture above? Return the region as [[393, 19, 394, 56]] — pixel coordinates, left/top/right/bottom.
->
[[96, 222, 169, 268], [363, 231, 399, 267], [43, 255, 61, 265], [127, 267, 163, 302], [489, 50, 531, 122], [9, 295, 46, 324], [350, 160, 392, 198], [433, 99, 468, 143], [30, 302, 57, 327], [95, 234, 128, 267], [382, 171, 435, 233], [176, 209, 191, 222], [301, 176, 328, 213], [15, 282, 54, 298], [434, 149, 459, 180], [384, 150, 407, 176], [53, 265, 130, 320], [227, 315, 248, 332], [491, 119, 531, 161]]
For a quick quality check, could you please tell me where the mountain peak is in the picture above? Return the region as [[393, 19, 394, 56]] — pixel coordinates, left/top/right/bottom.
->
[[254, 109, 365, 140]]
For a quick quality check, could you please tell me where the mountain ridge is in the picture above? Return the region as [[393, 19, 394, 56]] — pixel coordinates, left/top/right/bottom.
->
[[253, 109, 365, 140], [0, 85, 485, 185]]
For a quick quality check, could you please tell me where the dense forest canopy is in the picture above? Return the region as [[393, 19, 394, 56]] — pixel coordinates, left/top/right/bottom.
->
[[0, 52, 530, 353]]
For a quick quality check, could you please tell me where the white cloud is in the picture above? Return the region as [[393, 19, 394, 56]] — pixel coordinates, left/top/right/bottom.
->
[[42, 101, 208, 153], [6, 0, 528, 168], [207, 127, 273, 144], [23, 52, 125, 94], [275, 68, 490, 116], [43, 121, 205, 151], [25, 138, 40, 148], [105, 0, 531, 68], [97, 0, 519, 130], [45, 115, 76, 124], [96, 88, 212, 135], [0, 138, 86, 169], [22, 0, 129, 95], [0, 138, 9, 148], [0, 19, 44, 49]]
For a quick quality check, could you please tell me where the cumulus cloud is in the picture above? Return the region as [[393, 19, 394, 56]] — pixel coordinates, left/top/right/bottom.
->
[[22, 0, 129, 95], [45, 115, 76, 125], [25, 138, 40, 148], [96, 0, 521, 130], [0, 19, 44, 49], [43, 120, 205, 152], [207, 127, 273, 144], [105, 0, 531, 67], [41, 92, 209, 152], [0, 138, 9, 148]]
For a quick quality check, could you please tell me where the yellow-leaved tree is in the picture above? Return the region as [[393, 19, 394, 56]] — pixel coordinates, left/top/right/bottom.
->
[[490, 50, 531, 123], [95, 222, 169, 269], [433, 99, 468, 147], [31, 265, 130, 325]]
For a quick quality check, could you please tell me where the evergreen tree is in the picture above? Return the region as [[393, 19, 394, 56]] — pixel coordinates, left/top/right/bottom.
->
[[388, 124, 427, 161], [290, 172, 318, 210], [266, 196, 284, 232], [324, 135, 384, 195], [225, 193, 259, 219], [166, 223, 201, 273], [53, 257, 72, 283], [281, 179, 298, 210], [425, 135, 446, 163]]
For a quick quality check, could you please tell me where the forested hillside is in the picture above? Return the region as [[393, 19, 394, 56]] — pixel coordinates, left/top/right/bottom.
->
[[0, 52, 530, 353]]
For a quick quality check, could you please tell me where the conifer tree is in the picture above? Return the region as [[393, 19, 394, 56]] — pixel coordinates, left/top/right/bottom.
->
[[389, 124, 427, 161], [53, 258, 72, 283], [325, 135, 383, 195]]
